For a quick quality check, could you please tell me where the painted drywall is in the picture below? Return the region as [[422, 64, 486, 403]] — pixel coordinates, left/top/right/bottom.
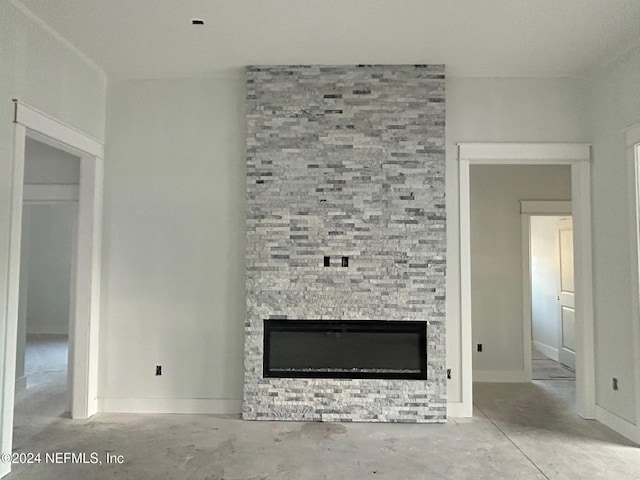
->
[[530, 215, 565, 360], [100, 77, 246, 412], [445, 77, 589, 400], [469, 165, 571, 379], [23, 203, 76, 335], [587, 43, 640, 424], [0, 0, 106, 464], [24, 138, 80, 184]]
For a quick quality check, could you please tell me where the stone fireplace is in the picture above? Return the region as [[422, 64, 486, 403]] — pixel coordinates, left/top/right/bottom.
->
[[244, 65, 446, 423]]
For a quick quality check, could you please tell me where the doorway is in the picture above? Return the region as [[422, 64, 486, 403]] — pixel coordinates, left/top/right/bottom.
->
[[528, 214, 576, 382], [13, 138, 80, 449], [2, 100, 103, 477], [458, 142, 595, 420]]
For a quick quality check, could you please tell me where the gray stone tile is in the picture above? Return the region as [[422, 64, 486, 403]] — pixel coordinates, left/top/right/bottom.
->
[[245, 65, 446, 422]]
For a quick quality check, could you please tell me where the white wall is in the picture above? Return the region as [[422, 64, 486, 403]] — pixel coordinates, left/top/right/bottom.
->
[[0, 0, 106, 464], [445, 77, 589, 400], [530, 215, 564, 360], [24, 138, 80, 184], [587, 44, 640, 425], [100, 77, 246, 412], [23, 204, 76, 335], [469, 166, 571, 380]]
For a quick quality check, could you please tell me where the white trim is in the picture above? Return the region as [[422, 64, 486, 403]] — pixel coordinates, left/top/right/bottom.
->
[[520, 200, 572, 214], [7, 0, 105, 77], [3, 101, 104, 476], [446, 402, 470, 418], [522, 214, 533, 381], [596, 406, 640, 445], [1, 124, 27, 478], [13, 102, 102, 159], [98, 398, 242, 415], [459, 143, 590, 163], [75, 154, 103, 417], [571, 161, 596, 419], [473, 370, 530, 383], [458, 157, 473, 417], [532, 341, 560, 362], [23, 184, 79, 203], [457, 142, 595, 421], [625, 125, 640, 443]]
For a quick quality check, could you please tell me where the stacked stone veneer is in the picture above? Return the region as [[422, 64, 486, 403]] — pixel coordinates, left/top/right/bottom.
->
[[244, 65, 446, 423]]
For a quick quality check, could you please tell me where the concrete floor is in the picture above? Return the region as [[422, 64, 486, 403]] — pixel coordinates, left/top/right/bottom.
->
[[531, 346, 575, 381], [23, 335, 68, 381], [13, 335, 69, 451], [7, 341, 639, 479]]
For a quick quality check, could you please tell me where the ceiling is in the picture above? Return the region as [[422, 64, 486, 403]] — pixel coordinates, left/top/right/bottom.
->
[[16, 0, 640, 80]]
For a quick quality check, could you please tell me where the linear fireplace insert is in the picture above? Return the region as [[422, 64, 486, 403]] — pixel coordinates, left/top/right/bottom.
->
[[263, 320, 427, 380]]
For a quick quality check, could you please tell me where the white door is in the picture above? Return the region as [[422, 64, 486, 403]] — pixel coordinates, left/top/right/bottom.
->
[[558, 217, 575, 369]]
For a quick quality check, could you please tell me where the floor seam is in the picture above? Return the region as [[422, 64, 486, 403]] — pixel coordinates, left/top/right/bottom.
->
[[475, 404, 551, 480]]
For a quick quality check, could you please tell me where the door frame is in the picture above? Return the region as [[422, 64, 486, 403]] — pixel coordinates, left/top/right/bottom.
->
[[2, 100, 103, 473], [458, 142, 595, 420], [622, 123, 640, 443], [520, 202, 572, 380]]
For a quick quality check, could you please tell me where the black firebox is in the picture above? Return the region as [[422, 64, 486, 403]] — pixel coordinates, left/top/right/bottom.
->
[[263, 319, 427, 380]]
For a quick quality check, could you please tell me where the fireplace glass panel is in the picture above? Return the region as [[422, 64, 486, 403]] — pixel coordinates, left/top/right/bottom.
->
[[263, 320, 427, 380]]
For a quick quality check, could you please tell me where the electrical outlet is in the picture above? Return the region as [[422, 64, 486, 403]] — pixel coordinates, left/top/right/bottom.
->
[[477, 344, 483, 352], [612, 377, 618, 391], [447, 368, 452, 379], [342, 256, 349, 267], [155, 365, 162, 376], [324, 256, 330, 267]]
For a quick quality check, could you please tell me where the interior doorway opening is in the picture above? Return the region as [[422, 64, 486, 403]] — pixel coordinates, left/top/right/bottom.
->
[[528, 214, 576, 384], [13, 138, 80, 449], [458, 142, 594, 420], [2, 100, 104, 478]]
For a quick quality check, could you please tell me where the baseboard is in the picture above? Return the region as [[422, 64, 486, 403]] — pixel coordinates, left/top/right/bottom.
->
[[473, 370, 529, 383], [15, 375, 26, 395], [447, 401, 473, 418], [98, 397, 242, 415], [595, 405, 640, 445], [532, 341, 559, 361]]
